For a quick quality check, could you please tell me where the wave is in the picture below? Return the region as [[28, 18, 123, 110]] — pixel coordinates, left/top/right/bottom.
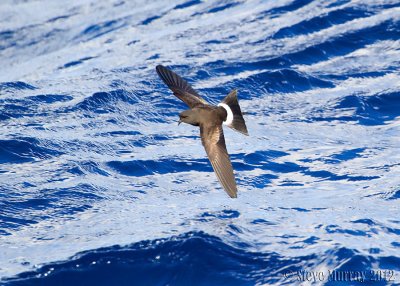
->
[[272, 6, 375, 40], [72, 89, 139, 114], [76, 17, 129, 42], [0, 93, 72, 121], [0, 82, 36, 91], [0, 138, 63, 164], [107, 158, 211, 177], [3, 231, 399, 286], [0, 183, 103, 235], [311, 91, 400, 125]]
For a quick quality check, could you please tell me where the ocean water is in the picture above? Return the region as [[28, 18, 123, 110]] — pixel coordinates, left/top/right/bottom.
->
[[1, 0, 400, 285]]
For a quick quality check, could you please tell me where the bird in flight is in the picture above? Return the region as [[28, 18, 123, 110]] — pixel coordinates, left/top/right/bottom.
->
[[156, 65, 248, 198]]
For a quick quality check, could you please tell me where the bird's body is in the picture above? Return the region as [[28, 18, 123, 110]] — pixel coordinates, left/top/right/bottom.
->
[[179, 105, 226, 127], [156, 65, 248, 198]]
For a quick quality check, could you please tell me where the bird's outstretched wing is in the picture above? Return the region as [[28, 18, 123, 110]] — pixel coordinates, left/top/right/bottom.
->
[[156, 65, 208, 108], [200, 124, 238, 198]]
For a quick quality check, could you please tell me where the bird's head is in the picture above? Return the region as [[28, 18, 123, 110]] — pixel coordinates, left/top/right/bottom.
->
[[178, 110, 199, 126]]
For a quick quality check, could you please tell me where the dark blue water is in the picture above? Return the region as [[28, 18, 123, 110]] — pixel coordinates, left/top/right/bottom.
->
[[1, 0, 400, 285]]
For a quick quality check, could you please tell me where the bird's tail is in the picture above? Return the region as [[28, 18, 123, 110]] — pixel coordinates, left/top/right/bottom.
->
[[218, 89, 249, 136]]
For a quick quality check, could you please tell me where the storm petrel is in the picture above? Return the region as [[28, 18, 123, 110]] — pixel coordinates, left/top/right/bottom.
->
[[156, 65, 248, 198]]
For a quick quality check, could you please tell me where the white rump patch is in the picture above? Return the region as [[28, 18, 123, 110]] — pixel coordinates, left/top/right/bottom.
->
[[218, 103, 233, 126]]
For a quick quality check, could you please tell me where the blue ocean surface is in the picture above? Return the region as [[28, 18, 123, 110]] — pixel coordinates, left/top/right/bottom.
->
[[1, 0, 400, 285]]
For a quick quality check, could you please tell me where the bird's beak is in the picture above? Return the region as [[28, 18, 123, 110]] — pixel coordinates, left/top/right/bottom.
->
[[178, 119, 182, 126]]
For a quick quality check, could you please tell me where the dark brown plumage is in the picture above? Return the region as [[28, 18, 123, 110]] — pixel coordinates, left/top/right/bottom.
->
[[156, 64, 248, 198]]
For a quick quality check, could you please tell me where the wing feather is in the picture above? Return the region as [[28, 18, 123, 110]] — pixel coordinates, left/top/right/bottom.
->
[[200, 125, 238, 198], [156, 65, 208, 108]]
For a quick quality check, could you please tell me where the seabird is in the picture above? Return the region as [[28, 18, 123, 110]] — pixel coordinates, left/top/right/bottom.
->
[[156, 65, 248, 198]]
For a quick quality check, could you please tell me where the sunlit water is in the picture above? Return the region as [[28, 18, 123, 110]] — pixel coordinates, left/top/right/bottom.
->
[[1, 0, 400, 285]]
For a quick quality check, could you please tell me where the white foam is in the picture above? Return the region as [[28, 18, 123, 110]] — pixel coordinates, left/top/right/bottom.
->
[[218, 103, 234, 126]]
